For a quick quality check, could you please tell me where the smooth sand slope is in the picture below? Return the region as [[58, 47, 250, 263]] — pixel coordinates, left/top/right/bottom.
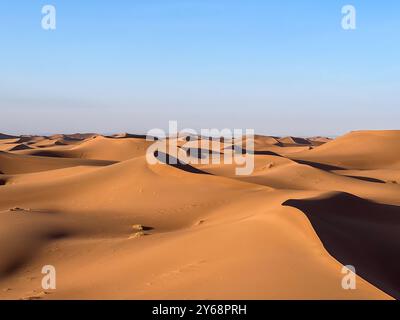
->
[[0, 131, 398, 300], [290, 130, 400, 170], [17, 135, 153, 161]]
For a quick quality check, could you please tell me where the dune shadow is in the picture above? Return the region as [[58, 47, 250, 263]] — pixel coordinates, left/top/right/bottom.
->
[[46, 230, 72, 240], [252, 150, 282, 157], [154, 151, 211, 175], [181, 147, 222, 159], [0, 229, 71, 280], [9, 144, 32, 151], [28, 151, 65, 158], [0, 257, 29, 278], [227, 147, 283, 157], [283, 192, 400, 299], [106, 133, 149, 139], [56, 136, 81, 142], [344, 175, 386, 184], [37, 142, 66, 148], [293, 159, 344, 171]]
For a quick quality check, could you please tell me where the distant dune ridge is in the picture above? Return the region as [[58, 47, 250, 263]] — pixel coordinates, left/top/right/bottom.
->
[[0, 130, 399, 300]]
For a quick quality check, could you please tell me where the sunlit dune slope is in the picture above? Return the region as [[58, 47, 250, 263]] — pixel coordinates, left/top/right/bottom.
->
[[0, 130, 397, 300], [290, 130, 400, 170]]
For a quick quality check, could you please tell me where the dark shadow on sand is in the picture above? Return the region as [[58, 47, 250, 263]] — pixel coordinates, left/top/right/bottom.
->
[[181, 147, 222, 160], [293, 159, 344, 171], [344, 175, 386, 184], [154, 151, 211, 175], [27, 151, 65, 158], [283, 192, 400, 299], [252, 150, 282, 157]]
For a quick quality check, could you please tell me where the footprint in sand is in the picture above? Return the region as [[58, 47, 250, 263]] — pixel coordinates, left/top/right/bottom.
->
[[160, 261, 207, 279]]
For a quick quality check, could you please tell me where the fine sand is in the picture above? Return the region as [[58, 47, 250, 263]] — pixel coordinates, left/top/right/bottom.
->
[[0, 130, 399, 300]]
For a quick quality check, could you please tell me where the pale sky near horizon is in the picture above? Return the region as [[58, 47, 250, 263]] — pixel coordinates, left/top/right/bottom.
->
[[1, 0, 399, 136]]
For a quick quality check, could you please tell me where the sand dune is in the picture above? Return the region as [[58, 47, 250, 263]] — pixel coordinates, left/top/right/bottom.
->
[[0, 130, 398, 300], [197, 154, 400, 205], [307, 136, 333, 146], [0, 151, 115, 174], [283, 192, 400, 299], [278, 136, 312, 146], [8, 144, 33, 152], [249, 135, 281, 148], [333, 169, 400, 185], [18, 135, 153, 161], [290, 130, 400, 169], [14, 136, 47, 145], [0, 143, 22, 152], [0, 133, 18, 140]]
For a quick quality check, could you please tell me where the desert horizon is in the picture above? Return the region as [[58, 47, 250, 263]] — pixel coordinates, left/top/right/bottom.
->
[[1, 129, 399, 300]]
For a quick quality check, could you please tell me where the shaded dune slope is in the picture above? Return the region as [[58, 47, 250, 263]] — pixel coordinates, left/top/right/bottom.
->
[[283, 192, 400, 299]]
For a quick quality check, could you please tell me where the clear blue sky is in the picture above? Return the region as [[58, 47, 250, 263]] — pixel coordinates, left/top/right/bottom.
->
[[1, 0, 399, 136]]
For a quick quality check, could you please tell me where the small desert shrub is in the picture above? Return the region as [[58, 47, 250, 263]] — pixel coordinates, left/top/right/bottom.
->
[[131, 224, 144, 231], [129, 231, 145, 239]]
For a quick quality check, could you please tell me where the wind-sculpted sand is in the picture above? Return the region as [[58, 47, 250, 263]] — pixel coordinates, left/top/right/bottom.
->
[[0, 130, 399, 300]]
